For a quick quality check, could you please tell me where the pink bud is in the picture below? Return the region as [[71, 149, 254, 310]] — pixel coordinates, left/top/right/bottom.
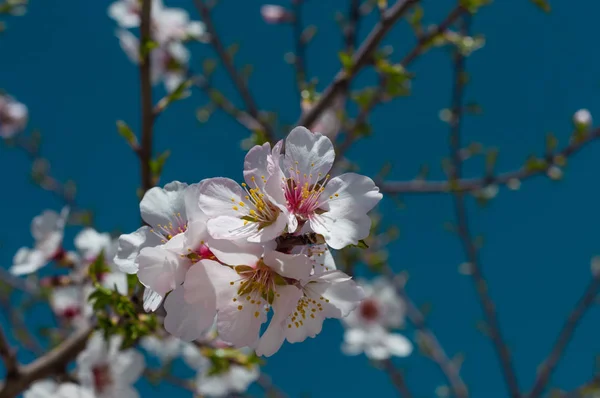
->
[[260, 5, 292, 24]]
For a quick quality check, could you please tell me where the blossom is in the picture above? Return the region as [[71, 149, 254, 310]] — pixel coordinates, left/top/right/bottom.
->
[[50, 285, 88, 328], [301, 95, 343, 140], [117, 29, 190, 93], [341, 277, 412, 360], [182, 344, 259, 397], [273, 127, 383, 249], [0, 94, 28, 138], [24, 380, 94, 398], [256, 269, 364, 357], [10, 207, 70, 275], [260, 5, 293, 24], [140, 334, 184, 363], [573, 108, 592, 129], [76, 333, 145, 398], [198, 143, 293, 242], [109, 0, 207, 42]]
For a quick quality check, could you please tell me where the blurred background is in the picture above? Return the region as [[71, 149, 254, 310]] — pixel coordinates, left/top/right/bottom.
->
[[1, 0, 599, 397]]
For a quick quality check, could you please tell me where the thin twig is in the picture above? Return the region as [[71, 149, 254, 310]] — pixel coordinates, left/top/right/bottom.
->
[[292, 0, 307, 96], [297, 0, 420, 128], [193, 0, 276, 143], [380, 127, 600, 194], [447, 15, 521, 398], [139, 0, 155, 194], [529, 269, 600, 398], [386, 269, 469, 397], [0, 325, 17, 378], [257, 373, 287, 398], [0, 325, 93, 398], [382, 359, 414, 398], [560, 374, 600, 398]]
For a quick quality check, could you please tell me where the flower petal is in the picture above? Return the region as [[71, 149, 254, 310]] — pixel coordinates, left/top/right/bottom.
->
[[208, 239, 263, 266], [137, 246, 187, 296], [143, 288, 164, 312], [140, 181, 188, 228], [114, 226, 162, 274], [207, 216, 258, 241], [320, 173, 383, 213], [164, 287, 215, 342], [198, 178, 247, 218], [310, 211, 372, 250], [386, 333, 413, 357], [284, 126, 334, 185], [263, 250, 312, 280], [243, 142, 272, 186]]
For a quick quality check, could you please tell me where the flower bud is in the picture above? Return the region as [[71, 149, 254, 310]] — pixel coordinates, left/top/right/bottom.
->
[[260, 5, 293, 24], [573, 108, 592, 129]]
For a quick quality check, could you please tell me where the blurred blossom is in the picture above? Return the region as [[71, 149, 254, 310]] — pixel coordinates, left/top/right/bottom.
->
[[547, 165, 563, 180], [10, 207, 70, 276], [76, 333, 145, 398], [301, 95, 344, 140], [24, 380, 94, 398], [573, 108, 592, 128], [0, 94, 28, 138], [140, 335, 185, 363], [341, 277, 413, 360], [183, 344, 259, 397], [260, 5, 293, 24]]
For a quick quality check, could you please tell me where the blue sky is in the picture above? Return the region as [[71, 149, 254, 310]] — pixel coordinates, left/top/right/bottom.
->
[[1, 0, 600, 397]]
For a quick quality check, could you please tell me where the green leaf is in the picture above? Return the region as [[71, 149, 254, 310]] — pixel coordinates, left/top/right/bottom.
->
[[530, 0, 551, 13], [338, 51, 353, 71], [226, 43, 240, 59], [116, 120, 138, 148], [88, 250, 109, 283], [149, 150, 171, 180], [203, 58, 217, 76]]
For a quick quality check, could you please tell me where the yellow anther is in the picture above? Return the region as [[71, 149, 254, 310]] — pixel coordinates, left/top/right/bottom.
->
[[230, 281, 234, 285], [232, 206, 239, 211], [238, 305, 243, 310], [239, 202, 245, 207], [254, 311, 260, 318], [335, 193, 339, 197], [233, 298, 237, 301]]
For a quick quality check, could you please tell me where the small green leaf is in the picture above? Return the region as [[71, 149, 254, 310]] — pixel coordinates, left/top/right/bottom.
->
[[116, 120, 138, 148], [149, 150, 171, 180], [338, 51, 353, 71], [530, 0, 551, 13]]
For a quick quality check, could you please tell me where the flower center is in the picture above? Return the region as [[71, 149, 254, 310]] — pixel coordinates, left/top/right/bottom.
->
[[286, 295, 328, 330], [228, 262, 286, 318], [283, 164, 333, 218], [92, 364, 112, 393], [358, 299, 380, 322], [183, 242, 216, 263], [62, 306, 81, 320], [150, 213, 187, 243], [233, 177, 280, 228]]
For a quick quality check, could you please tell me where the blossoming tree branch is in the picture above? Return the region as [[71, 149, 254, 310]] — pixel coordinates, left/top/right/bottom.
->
[[0, 0, 598, 397]]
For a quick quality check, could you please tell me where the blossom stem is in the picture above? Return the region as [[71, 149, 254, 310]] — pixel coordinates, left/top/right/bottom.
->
[[528, 270, 600, 398], [447, 15, 521, 398], [387, 270, 469, 398], [382, 359, 413, 398], [139, 0, 155, 194], [297, 0, 421, 129], [192, 0, 276, 143]]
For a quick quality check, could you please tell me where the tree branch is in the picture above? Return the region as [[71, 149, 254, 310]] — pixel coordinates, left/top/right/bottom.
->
[[192, 0, 276, 143], [292, 0, 307, 96], [386, 270, 469, 398], [0, 325, 17, 379], [528, 266, 600, 398], [139, 0, 155, 194], [0, 325, 93, 398], [297, 0, 420, 128], [447, 15, 521, 398], [382, 359, 414, 398]]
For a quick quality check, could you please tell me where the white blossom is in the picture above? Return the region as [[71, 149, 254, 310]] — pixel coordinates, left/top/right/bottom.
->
[[24, 380, 94, 398], [260, 5, 292, 24], [0, 94, 28, 138], [573, 108, 592, 128], [76, 333, 145, 398], [10, 207, 69, 276], [140, 335, 184, 363], [183, 344, 259, 397]]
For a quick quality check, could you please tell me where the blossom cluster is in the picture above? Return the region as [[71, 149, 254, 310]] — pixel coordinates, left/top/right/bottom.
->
[[116, 126, 383, 356], [109, 0, 208, 92]]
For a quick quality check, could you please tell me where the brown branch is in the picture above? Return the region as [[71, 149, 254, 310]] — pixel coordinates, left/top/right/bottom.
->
[[0, 326, 17, 379], [292, 0, 307, 96], [528, 267, 600, 398], [382, 359, 413, 398], [257, 373, 287, 398], [386, 269, 469, 397], [447, 15, 521, 398], [0, 325, 93, 398], [139, 0, 155, 194], [380, 126, 600, 194], [297, 0, 420, 128], [192, 0, 276, 143]]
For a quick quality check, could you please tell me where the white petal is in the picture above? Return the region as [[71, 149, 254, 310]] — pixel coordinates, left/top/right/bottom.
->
[[114, 226, 162, 274], [208, 239, 263, 265], [284, 126, 335, 185], [226, 365, 259, 392], [216, 298, 266, 348], [198, 178, 248, 218], [108, 1, 140, 27], [243, 142, 272, 186], [207, 216, 258, 241], [182, 342, 209, 370], [263, 250, 312, 280], [183, 183, 206, 223], [143, 288, 164, 312], [10, 248, 47, 275], [56, 383, 95, 398], [74, 228, 111, 261], [320, 173, 383, 214], [186, 21, 207, 40], [304, 271, 364, 318], [116, 29, 140, 64], [247, 211, 288, 243], [310, 211, 372, 250], [137, 246, 187, 296], [255, 285, 302, 357], [140, 181, 188, 229], [110, 348, 145, 385], [184, 260, 237, 309], [183, 220, 210, 251], [385, 333, 413, 357], [24, 380, 58, 398], [164, 287, 215, 342]]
